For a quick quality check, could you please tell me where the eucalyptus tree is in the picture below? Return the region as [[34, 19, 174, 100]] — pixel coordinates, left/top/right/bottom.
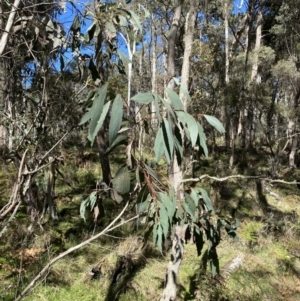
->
[[0, 0, 81, 225], [269, 0, 300, 169], [78, 1, 238, 300]]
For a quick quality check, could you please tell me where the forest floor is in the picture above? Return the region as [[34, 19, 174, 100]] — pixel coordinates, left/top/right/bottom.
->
[[0, 144, 300, 301]]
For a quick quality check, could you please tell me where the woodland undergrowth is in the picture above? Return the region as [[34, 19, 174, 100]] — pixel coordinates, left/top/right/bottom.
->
[[0, 146, 300, 301]]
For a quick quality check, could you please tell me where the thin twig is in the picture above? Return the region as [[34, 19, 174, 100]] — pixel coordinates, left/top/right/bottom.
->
[[182, 174, 300, 185]]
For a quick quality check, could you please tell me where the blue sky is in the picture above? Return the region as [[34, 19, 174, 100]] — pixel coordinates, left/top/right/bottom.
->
[[54, 0, 248, 71]]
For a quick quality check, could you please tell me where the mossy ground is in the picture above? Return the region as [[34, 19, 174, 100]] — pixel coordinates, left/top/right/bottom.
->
[[0, 146, 300, 301]]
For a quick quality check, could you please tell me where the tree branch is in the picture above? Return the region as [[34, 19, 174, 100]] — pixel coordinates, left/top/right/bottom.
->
[[0, 0, 21, 56], [182, 174, 300, 185]]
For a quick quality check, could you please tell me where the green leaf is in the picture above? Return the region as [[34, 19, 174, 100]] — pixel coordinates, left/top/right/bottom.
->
[[204, 115, 225, 133], [158, 192, 175, 222], [129, 10, 142, 31], [159, 202, 169, 238], [160, 97, 176, 120], [105, 21, 116, 34], [131, 93, 154, 104], [109, 94, 123, 145], [105, 135, 127, 154], [111, 190, 123, 204], [185, 193, 197, 214], [118, 14, 128, 27], [190, 189, 199, 207], [112, 166, 130, 195], [88, 100, 111, 144], [117, 49, 131, 65], [71, 15, 80, 32], [162, 119, 174, 165], [183, 194, 197, 222], [186, 114, 198, 147], [154, 126, 164, 162], [136, 185, 150, 214], [197, 122, 208, 158], [199, 188, 214, 213], [80, 197, 89, 221], [59, 54, 64, 71], [144, 163, 163, 184], [176, 111, 188, 129], [80, 108, 92, 125], [80, 192, 97, 221], [83, 85, 107, 140], [157, 225, 163, 253], [85, 22, 96, 42], [89, 192, 98, 211], [166, 88, 183, 110]]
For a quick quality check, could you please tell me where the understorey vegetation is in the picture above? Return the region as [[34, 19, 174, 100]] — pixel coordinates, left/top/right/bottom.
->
[[0, 0, 300, 300]]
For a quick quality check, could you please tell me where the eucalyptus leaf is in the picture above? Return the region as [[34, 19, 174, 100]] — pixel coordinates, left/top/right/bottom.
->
[[144, 164, 163, 184], [112, 166, 130, 195], [157, 225, 163, 253], [154, 126, 164, 162], [118, 14, 128, 27], [158, 192, 175, 221], [84, 84, 107, 143], [186, 114, 198, 147], [105, 135, 127, 154], [204, 115, 225, 134], [131, 93, 154, 104], [88, 100, 111, 144], [190, 189, 199, 207], [166, 88, 183, 110], [71, 15, 80, 32], [185, 193, 197, 214], [162, 119, 174, 164], [159, 203, 169, 238], [199, 188, 214, 213], [198, 122, 208, 158], [129, 10, 142, 31], [117, 49, 131, 65], [109, 94, 123, 145]]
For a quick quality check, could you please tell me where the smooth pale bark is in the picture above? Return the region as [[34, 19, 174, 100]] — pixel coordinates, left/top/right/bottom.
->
[[161, 2, 183, 301], [250, 10, 262, 82], [151, 14, 157, 126], [288, 89, 300, 168], [247, 8, 262, 149], [166, 0, 183, 197], [167, 0, 197, 196], [161, 1, 197, 301], [223, 1, 235, 169], [119, 31, 137, 112], [0, 0, 21, 56]]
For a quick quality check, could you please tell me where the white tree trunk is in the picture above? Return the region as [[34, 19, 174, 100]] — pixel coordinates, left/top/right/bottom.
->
[[0, 0, 21, 56], [151, 14, 157, 126], [162, 1, 197, 300]]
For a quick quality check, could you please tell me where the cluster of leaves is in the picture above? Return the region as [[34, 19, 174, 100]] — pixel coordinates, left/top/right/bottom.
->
[[68, 1, 147, 81], [79, 80, 238, 277]]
